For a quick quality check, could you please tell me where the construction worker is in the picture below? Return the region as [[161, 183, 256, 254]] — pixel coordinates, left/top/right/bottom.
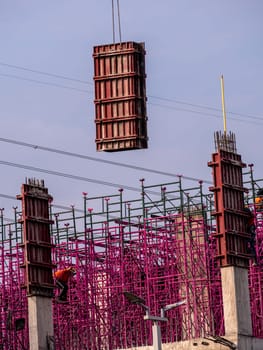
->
[[255, 188, 263, 211], [54, 266, 76, 302]]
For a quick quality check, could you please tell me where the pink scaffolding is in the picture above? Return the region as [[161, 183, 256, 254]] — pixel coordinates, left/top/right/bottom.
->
[[249, 207, 263, 337], [52, 217, 222, 348], [49, 179, 224, 349], [0, 210, 28, 350], [0, 176, 262, 349]]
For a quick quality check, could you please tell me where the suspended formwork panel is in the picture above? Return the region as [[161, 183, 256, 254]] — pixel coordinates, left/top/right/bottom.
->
[[93, 41, 148, 152]]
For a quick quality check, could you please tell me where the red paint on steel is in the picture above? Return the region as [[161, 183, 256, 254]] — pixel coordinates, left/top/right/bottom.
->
[[93, 41, 148, 151], [208, 131, 250, 267], [17, 178, 55, 297]]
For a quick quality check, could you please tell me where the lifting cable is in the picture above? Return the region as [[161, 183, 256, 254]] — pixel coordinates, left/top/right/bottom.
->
[[111, 0, 122, 43]]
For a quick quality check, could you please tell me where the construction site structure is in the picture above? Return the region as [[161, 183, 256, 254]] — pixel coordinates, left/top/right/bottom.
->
[[93, 41, 148, 152], [0, 132, 262, 349], [17, 178, 55, 350]]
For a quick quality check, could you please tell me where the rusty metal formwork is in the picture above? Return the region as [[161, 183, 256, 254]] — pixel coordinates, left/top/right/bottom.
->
[[17, 178, 54, 297], [93, 41, 148, 152], [208, 131, 250, 267]]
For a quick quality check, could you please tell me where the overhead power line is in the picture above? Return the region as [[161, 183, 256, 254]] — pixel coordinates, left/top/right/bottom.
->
[[0, 137, 212, 184], [149, 95, 263, 121], [150, 103, 263, 126], [0, 62, 92, 85], [0, 61, 262, 123], [0, 159, 153, 193], [0, 193, 84, 214], [1, 70, 262, 124], [0, 73, 90, 94]]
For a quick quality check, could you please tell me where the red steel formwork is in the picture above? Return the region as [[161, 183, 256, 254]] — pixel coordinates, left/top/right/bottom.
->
[[208, 131, 250, 268], [93, 41, 148, 152], [17, 178, 54, 297], [0, 175, 262, 349]]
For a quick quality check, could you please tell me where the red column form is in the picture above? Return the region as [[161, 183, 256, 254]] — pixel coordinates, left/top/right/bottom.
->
[[17, 178, 55, 296], [208, 131, 250, 268], [93, 41, 148, 152]]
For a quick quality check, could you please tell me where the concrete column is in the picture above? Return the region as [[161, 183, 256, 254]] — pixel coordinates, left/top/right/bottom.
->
[[28, 296, 54, 350], [221, 266, 252, 337]]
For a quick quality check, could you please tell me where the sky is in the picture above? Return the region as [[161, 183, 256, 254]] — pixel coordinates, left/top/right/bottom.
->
[[0, 1, 263, 218]]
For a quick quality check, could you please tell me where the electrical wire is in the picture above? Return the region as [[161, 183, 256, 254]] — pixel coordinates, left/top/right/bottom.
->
[[0, 158, 211, 199], [0, 159, 155, 193], [0, 193, 84, 214], [1, 71, 262, 125], [150, 102, 263, 125], [0, 62, 91, 85], [0, 137, 212, 184], [149, 95, 263, 122], [0, 62, 260, 191], [0, 73, 90, 93], [0, 62, 262, 123]]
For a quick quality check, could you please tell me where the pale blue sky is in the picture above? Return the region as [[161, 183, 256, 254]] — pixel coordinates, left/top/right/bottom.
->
[[0, 1, 262, 214]]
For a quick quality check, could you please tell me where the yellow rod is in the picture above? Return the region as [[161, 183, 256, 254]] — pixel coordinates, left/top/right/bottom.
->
[[220, 75, 227, 134]]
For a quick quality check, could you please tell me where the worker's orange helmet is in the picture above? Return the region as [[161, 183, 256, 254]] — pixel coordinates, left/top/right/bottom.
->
[[255, 197, 263, 204]]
